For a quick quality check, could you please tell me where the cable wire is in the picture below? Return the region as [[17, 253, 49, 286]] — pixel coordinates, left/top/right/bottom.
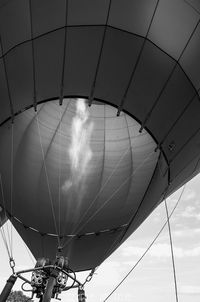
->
[[36, 113, 60, 247], [165, 199, 179, 302], [103, 184, 186, 301], [0, 173, 12, 253], [10, 122, 14, 258]]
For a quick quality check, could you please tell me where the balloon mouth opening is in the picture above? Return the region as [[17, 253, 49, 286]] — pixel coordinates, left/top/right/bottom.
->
[[0, 97, 159, 237]]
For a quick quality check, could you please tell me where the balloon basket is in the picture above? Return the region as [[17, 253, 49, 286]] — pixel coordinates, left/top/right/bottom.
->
[[0, 257, 86, 302]]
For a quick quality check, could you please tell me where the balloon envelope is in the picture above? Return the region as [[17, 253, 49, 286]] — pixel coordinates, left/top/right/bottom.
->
[[0, 0, 200, 270]]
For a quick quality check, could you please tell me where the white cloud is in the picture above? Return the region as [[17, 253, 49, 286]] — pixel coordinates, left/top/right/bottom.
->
[[179, 285, 200, 295], [173, 227, 200, 237], [182, 189, 196, 201], [91, 261, 121, 287], [180, 206, 200, 220], [122, 243, 200, 258]]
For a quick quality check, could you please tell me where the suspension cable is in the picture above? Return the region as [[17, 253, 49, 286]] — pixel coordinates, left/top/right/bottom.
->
[[58, 104, 62, 238], [103, 184, 186, 302], [0, 216, 11, 259], [165, 199, 179, 302], [36, 113, 60, 247], [0, 173, 12, 254], [0, 171, 16, 273], [10, 122, 14, 259]]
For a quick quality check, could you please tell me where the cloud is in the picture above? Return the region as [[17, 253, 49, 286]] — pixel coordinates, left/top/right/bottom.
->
[[179, 285, 200, 295], [91, 261, 121, 287], [173, 227, 200, 238], [180, 206, 200, 220], [182, 189, 196, 201], [122, 243, 200, 258]]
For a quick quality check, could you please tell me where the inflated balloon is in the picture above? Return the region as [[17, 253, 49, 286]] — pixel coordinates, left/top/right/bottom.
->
[[0, 0, 200, 273]]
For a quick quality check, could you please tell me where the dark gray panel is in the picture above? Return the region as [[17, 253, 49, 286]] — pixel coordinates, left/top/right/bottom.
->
[[64, 27, 104, 96], [94, 28, 143, 106], [169, 130, 200, 181], [149, 0, 199, 59], [168, 156, 199, 196], [34, 29, 64, 102], [0, 0, 31, 53], [108, 0, 157, 36], [124, 41, 174, 122], [68, 0, 109, 25], [0, 59, 10, 123], [31, 0, 66, 37], [68, 231, 123, 271], [162, 96, 200, 161], [180, 23, 200, 90], [5, 43, 34, 113], [146, 65, 196, 142]]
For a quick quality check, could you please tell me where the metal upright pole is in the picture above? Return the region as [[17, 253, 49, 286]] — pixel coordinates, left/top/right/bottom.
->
[[42, 269, 58, 302], [0, 275, 17, 302]]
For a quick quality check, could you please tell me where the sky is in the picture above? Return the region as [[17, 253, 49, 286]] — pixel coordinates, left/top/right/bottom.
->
[[0, 173, 200, 302]]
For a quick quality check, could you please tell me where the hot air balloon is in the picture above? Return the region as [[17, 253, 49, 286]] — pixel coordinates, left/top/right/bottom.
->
[[0, 0, 200, 301]]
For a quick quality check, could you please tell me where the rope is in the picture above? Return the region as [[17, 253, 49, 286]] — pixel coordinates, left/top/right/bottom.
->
[[58, 104, 62, 238], [0, 173, 12, 253], [0, 217, 11, 259], [103, 184, 186, 301], [10, 122, 14, 258], [165, 199, 179, 302], [0, 172, 16, 273], [36, 113, 60, 247]]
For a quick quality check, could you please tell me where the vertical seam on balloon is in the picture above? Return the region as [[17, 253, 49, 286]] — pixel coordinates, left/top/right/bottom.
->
[[117, 0, 160, 115], [123, 114, 134, 209], [36, 113, 60, 247], [0, 35, 14, 121], [29, 0, 37, 111], [59, 0, 68, 106], [10, 122, 14, 257], [58, 107, 62, 238], [88, 0, 112, 105]]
